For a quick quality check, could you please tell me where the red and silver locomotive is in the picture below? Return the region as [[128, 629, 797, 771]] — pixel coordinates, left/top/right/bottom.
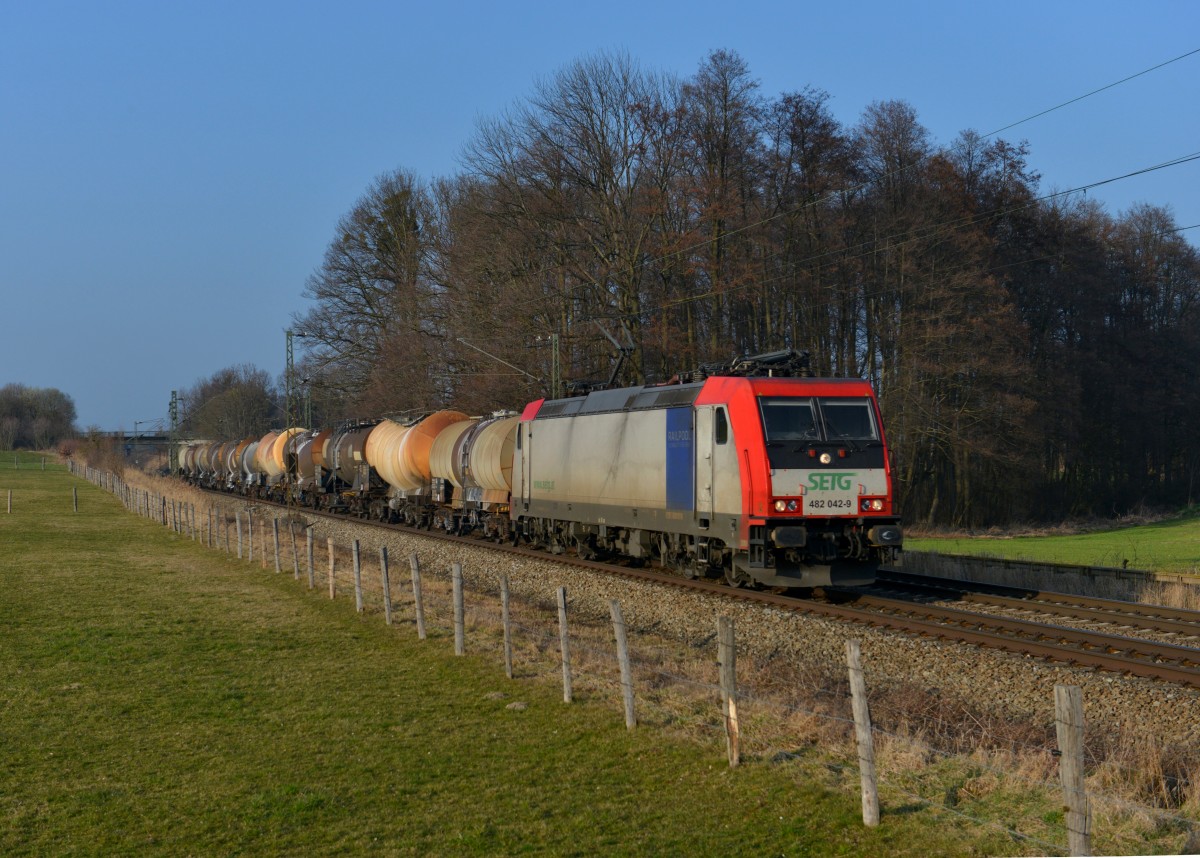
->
[[512, 351, 901, 588]]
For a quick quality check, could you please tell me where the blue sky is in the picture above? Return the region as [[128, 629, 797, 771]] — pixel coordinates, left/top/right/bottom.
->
[[2, 1, 1197, 430]]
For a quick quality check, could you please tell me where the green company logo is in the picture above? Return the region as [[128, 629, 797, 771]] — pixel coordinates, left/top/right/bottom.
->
[[807, 472, 856, 492], [533, 479, 555, 490]]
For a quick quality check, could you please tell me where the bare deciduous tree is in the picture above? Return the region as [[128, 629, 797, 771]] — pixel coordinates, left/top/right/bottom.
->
[[293, 169, 441, 415], [180, 365, 276, 439]]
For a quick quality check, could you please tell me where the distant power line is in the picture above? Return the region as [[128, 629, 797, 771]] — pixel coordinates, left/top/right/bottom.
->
[[983, 46, 1200, 139]]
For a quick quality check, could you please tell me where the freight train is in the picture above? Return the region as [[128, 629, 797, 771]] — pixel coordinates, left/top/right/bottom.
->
[[177, 350, 902, 588]]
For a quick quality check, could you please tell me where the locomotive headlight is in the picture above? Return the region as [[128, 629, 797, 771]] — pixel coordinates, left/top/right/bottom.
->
[[819, 452, 833, 464], [787, 500, 798, 512], [860, 499, 885, 511], [775, 500, 787, 512]]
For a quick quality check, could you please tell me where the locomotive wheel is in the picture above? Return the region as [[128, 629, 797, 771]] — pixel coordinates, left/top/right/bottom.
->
[[678, 558, 698, 580], [573, 536, 595, 561]]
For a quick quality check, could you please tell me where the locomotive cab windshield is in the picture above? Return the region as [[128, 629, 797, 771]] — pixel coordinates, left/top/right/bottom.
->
[[758, 396, 880, 468]]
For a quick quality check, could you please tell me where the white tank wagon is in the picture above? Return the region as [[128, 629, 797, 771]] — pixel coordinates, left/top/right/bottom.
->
[[429, 418, 477, 496], [239, 440, 261, 486], [428, 413, 518, 536], [253, 431, 280, 482]]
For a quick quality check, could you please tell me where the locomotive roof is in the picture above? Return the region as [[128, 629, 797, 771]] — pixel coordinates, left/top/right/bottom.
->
[[535, 381, 705, 418], [531, 375, 873, 419]]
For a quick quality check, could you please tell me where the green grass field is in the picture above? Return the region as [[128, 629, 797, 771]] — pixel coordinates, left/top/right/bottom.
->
[[0, 453, 1016, 856], [907, 510, 1200, 574]]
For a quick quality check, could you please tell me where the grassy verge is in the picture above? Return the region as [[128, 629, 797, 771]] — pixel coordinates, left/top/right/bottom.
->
[[0, 456, 1020, 856], [907, 510, 1200, 574]]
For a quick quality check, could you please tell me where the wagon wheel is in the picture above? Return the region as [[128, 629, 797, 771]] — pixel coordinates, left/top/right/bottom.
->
[[723, 564, 751, 588]]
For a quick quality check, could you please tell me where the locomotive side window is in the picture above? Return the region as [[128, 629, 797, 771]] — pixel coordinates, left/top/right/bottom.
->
[[819, 399, 878, 441], [714, 408, 728, 445], [759, 399, 818, 442]]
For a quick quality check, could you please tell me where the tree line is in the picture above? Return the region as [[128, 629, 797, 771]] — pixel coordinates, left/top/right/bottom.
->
[[0, 384, 77, 449], [274, 49, 1198, 527], [177, 364, 277, 441]]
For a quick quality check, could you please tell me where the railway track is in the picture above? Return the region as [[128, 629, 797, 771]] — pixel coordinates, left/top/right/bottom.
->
[[872, 569, 1200, 642], [209, 489, 1200, 690]]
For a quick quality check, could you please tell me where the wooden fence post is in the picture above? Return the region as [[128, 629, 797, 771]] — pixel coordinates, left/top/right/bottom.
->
[[223, 516, 230, 554], [846, 639, 880, 827], [236, 512, 243, 559], [610, 599, 636, 729], [352, 539, 364, 613], [307, 527, 315, 589], [380, 546, 393, 626], [246, 512, 253, 562], [327, 537, 335, 599], [289, 521, 300, 580], [452, 562, 464, 655], [718, 616, 740, 767], [260, 517, 267, 569], [410, 553, 426, 640], [272, 518, 281, 573], [501, 573, 513, 679], [73, 486, 78, 513], [557, 586, 573, 703], [1055, 684, 1091, 856]]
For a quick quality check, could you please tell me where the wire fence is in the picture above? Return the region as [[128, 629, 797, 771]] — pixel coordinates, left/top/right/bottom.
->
[[0, 452, 63, 471], [69, 461, 1200, 857]]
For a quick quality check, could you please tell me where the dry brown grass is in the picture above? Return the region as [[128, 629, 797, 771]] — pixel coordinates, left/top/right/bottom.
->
[[1137, 580, 1200, 611]]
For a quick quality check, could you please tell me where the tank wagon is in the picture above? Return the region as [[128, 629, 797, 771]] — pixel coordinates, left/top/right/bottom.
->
[[176, 350, 901, 588]]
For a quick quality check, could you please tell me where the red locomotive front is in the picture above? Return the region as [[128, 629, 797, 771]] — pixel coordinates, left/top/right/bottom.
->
[[511, 358, 901, 588]]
